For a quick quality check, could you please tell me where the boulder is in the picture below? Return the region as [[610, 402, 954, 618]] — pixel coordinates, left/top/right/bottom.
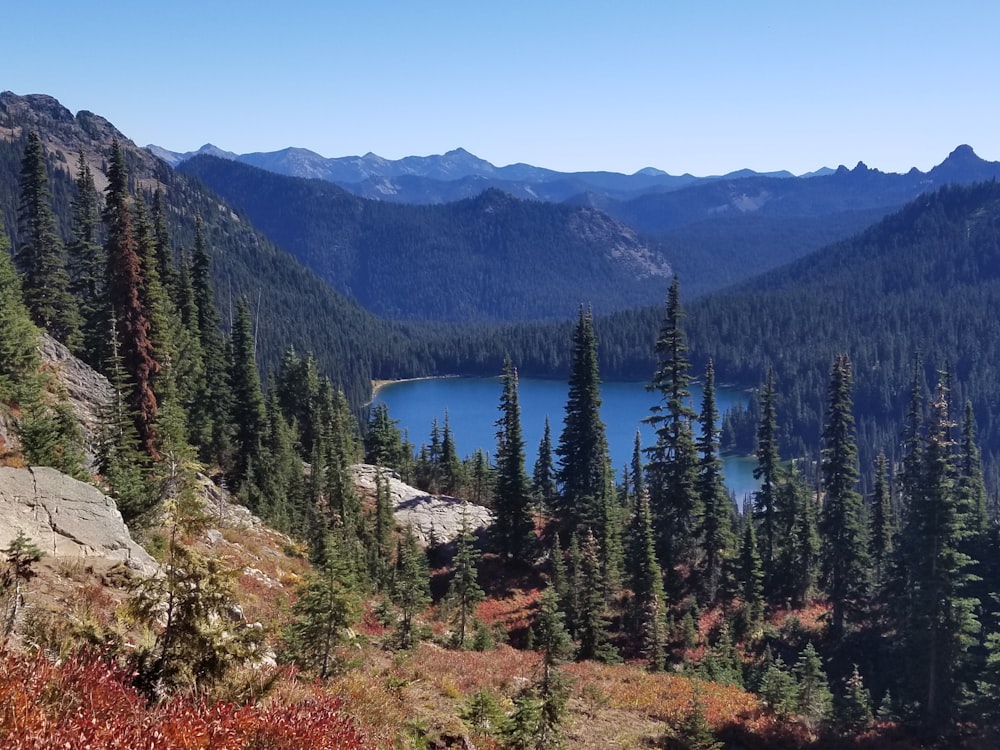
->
[[0, 465, 156, 575], [350, 464, 492, 546]]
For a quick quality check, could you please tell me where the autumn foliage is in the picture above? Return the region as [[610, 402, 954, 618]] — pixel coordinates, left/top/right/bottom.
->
[[0, 651, 368, 749]]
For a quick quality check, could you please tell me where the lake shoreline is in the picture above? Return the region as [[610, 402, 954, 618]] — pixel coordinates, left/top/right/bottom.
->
[[370, 374, 465, 402]]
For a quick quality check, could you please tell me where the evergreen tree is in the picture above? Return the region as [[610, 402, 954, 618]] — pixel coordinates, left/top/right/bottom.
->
[[15, 131, 79, 348], [625, 493, 666, 669], [556, 307, 613, 540], [65, 151, 109, 369], [836, 664, 873, 734], [532, 416, 558, 518], [794, 642, 833, 730], [392, 525, 430, 649], [0, 531, 43, 638], [440, 409, 463, 494], [364, 401, 406, 468], [738, 514, 765, 638], [575, 530, 618, 663], [0, 215, 39, 401], [493, 357, 535, 563], [897, 379, 981, 727], [869, 451, 894, 589], [782, 463, 820, 606], [102, 139, 160, 458], [645, 277, 700, 584], [630, 429, 645, 507], [189, 215, 232, 467], [697, 359, 733, 603], [445, 505, 485, 648], [228, 298, 267, 489], [753, 368, 781, 593], [530, 586, 573, 749], [283, 546, 360, 678], [819, 355, 869, 639]]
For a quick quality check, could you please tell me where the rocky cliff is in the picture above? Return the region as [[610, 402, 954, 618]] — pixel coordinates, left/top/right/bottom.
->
[[0, 465, 156, 574]]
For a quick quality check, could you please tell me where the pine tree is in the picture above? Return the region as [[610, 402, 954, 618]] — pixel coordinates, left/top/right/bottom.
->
[[794, 642, 833, 730], [697, 359, 733, 603], [645, 277, 700, 585], [530, 586, 573, 749], [189, 215, 232, 467], [556, 307, 613, 540], [229, 299, 267, 489], [392, 525, 430, 649], [625, 493, 666, 669], [739, 515, 765, 638], [15, 131, 80, 348], [494, 357, 535, 563], [782, 463, 820, 606], [102, 139, 160, 459], [0, 530, 44, 638], [753, 368, 781, 593], [445, 505, 485, 648], [532, 416, 558, 518], [897, 379, 981, 727], [364, 401, 406, 468], [66, 150, 110, 369], [819, 355, 869, 639], [0, 214, 39, 401], [284, 546, 360, 678], [836, 664, 873, 734], [575, 530, 619, 663], [869, 451, 894, 589]]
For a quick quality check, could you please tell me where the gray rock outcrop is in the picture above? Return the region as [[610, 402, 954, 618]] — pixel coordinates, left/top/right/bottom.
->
[[350, 464, 493, 546], [0, 466, 156, 575]]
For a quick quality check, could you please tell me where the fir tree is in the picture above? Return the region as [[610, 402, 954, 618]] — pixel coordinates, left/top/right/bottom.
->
[[364, 401, 406, 468], [794, 642, 833, 730], [626, 493, 666, 669], [228, 298, 267, 488], [66, 151, 109, 369], [819, 355, 869, 639], [575, 530, 619, 663], [897, 379, 981, 728], [102, 139, 160, 459], [189, 215, 232, 467], [15, 131, 79, 348], [739, 514, 765, 638], [494, 357, 535, 563], [392, 525, 431, 649], [531, 586, 573, 749], [445, 505, 485, 648], [869, 452, 894, 590], [753, 368, 781, 593], [782, 463, 820, 606], [645, 277, 700, 585], [284, 546, 360, 678], [532, 416, 559, 518], [697, 359, 733, 603], [836, 664, 873, 734], [0, 215, 39, 401], [556, 307, 613, 540]]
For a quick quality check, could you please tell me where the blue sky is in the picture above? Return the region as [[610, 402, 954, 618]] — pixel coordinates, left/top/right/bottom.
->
[[5, 1, 998, 176]]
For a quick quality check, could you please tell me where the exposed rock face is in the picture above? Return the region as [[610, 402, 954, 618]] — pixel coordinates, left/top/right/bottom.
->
[[0, 466, 156, 574], [350, 464, 493, 546], [39, 334, 114, 469]]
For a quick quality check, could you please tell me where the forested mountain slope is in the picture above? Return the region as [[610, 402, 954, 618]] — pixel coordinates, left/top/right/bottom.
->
[[0, 92, 433, 408], [177, 155, 672, 322], [676, 180, 1000, 484]]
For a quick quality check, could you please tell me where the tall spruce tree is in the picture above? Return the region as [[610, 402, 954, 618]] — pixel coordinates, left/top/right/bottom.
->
[[445, 505, 485, 648], [15, 131, 79, 349], [819, 355, 869, 639], [102, 139, 160, 458], [66, 151, 109, 369], [782, 463, 820, 606], [532, 416, 558, 518], [625, 492, 666, 669], [898, 379, 981, 728], [0, 214, 39, 400], [869, 452, 894, 590], [753, 368, 781, 594], [493, 357, 535, 563], [228, 298, 267, 488], [189, 215, 232, 466], [645, 277, 700, 585], [697, 359, 733, 603], [556, 307, 613, 539], [738, 514, 765, 638]]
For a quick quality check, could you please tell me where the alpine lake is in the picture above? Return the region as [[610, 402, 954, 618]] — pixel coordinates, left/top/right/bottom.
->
[[372, 376, 759, 502]]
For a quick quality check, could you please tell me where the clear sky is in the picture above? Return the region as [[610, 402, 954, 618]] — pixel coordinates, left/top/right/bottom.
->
[[4, 1, 998, 176]]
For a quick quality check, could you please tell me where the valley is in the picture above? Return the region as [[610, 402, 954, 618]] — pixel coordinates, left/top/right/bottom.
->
[[2, 89, 1000, 749]]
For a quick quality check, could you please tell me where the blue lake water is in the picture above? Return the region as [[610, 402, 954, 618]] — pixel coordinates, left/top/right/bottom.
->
[[372, 377, 759, 502]]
